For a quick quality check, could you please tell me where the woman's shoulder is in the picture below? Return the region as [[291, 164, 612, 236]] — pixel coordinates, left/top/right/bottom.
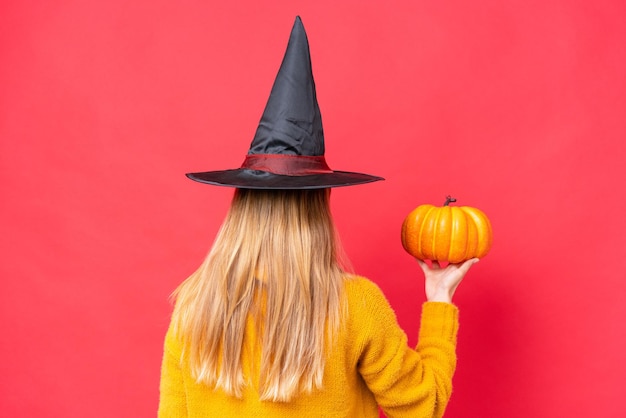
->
[[339, 275, 405, 355], [342, 275, 396, 318], [343, 274, 383, 295]]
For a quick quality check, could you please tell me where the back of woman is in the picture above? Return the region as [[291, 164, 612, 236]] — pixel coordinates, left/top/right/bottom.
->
[[159, 189, 467, 418], [164, 189, 344, 402]]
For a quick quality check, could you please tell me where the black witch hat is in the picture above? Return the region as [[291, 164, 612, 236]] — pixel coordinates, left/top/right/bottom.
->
[[186, 16, 383, 189]]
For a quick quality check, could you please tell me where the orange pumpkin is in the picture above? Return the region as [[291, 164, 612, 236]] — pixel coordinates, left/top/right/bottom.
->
[[401, 196, 493, 263]]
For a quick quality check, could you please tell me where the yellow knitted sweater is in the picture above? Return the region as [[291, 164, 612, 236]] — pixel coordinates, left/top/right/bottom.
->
[[159, 276, 459, 418]]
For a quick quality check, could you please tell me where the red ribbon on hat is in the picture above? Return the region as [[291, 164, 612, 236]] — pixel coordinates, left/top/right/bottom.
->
[[241, 154, 333, 176]]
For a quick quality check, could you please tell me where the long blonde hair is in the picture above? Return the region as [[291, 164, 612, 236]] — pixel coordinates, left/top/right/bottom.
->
[[171, 188, 348, 402]]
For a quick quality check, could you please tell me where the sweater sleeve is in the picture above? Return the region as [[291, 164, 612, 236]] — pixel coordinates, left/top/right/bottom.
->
[[353, 279, 459, 418], [158, 324, 188, 418]]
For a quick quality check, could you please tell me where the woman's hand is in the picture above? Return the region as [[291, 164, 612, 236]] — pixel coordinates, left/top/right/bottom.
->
[[417, 258, 479, 304]]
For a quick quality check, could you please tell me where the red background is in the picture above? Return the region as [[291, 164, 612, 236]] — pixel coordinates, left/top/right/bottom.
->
[[2, 1, 625, 417]]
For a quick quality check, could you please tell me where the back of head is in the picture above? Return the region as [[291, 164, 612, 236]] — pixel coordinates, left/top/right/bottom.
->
[[172, 188, 348, 401]]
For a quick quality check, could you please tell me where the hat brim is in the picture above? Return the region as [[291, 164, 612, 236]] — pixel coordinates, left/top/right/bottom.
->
[[186, 169, 384, 189]]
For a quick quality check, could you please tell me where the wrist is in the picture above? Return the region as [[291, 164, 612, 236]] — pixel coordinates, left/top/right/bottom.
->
[[427, 289, 454, 303]]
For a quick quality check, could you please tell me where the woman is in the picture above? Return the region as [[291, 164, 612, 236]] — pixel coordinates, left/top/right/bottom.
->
[[159, 188, 476, 417], [159, 16, 477, 417]]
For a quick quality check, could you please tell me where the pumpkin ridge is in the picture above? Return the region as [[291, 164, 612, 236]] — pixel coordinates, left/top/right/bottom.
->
[[418, 206, 436, 259], [431, 208, 442, 261], [460, 208, 471, 262], [463, 207, 492, 258], [446, 210, 459, 262], [461, 206, 480, 260], [440, 206, 453, 262]]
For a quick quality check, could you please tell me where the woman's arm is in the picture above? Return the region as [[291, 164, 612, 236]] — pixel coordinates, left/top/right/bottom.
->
[[356, 259, 477, 418]]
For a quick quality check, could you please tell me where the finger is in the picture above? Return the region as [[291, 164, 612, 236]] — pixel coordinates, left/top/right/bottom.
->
[[416, 259, 429, 272], [457, 258, 479, 274], [432, 260, 441, 269]]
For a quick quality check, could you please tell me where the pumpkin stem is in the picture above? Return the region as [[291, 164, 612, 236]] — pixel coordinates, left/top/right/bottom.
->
[[444, 196, 457, 206]]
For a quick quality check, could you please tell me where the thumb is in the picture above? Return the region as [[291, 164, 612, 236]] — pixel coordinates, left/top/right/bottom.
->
[[457, 258, 479, 275]]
